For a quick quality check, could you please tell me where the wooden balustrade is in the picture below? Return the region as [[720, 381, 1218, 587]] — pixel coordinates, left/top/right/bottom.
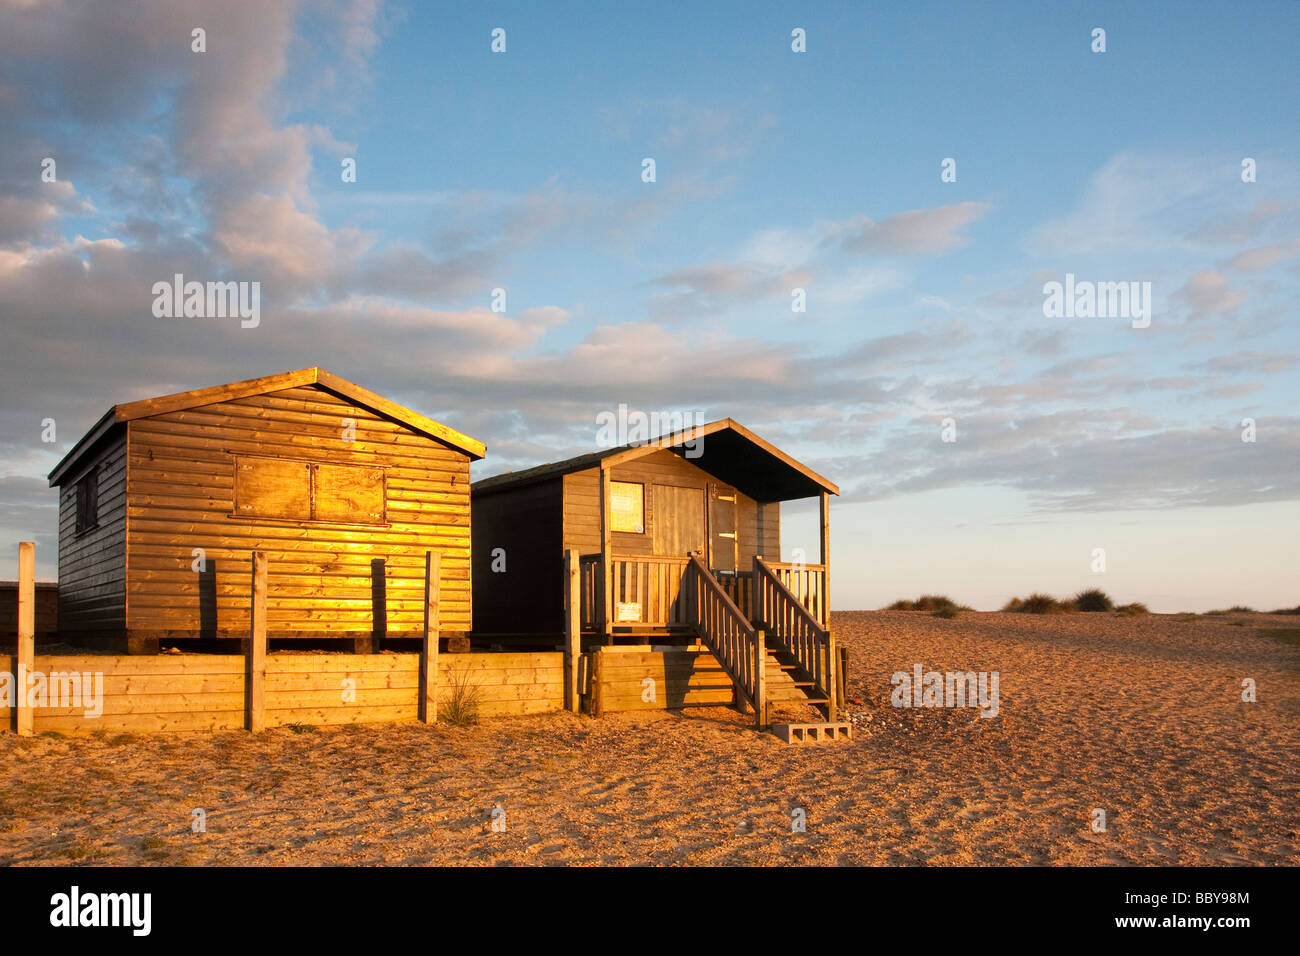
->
[[762, 560, 828, 628], [579, 554, 692, 629], [753, 556, 835, 720], [683, 554, 765, 725]]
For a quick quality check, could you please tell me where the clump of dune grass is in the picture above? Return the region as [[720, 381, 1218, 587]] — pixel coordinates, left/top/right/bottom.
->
[[1115, 602, 1149, 616], [1205, 605, 1256, 615], [1270, 605, 1300, 615], [1073, 588, 1114, 612], [1002, 593, 1069, 614], [884, 595, 970, 616], [438, 667, 482, 726]]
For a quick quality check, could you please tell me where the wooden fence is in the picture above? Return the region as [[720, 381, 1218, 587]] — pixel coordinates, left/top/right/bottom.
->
[[4, 543, 564, 735], [0, 651, 565, 735]]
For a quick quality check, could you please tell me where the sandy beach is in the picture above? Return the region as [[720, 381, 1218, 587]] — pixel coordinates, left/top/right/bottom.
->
[[2, 610, 1297, 866]]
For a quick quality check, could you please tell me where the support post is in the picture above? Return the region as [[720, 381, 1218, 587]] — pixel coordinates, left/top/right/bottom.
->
[[590, 648, 605, 717], [419, 550, 441, 723], [563, 549, 580, 713], [825, 629, 837, 723], [246, 551, 267, 733], [754, 627, 767, 728], [599, 465, 613, 645], [16, 542, 35, 737], [819, 491, 831, 629], [838, 645, 849, 711]]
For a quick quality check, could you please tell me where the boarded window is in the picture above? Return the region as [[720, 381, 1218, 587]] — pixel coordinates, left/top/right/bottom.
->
[[610, 481, 645, 533], [235, 458, 312, 520], [314, 462, 385, 523], [75, 467, 98, 535], [234, 457, 385, 525]]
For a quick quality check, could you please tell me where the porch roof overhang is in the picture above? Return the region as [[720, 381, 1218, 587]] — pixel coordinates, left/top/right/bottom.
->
[[472, 418, 838, 503]]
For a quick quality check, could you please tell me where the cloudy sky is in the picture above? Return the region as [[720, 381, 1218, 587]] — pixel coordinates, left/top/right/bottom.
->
[[1, 0, 1297, 611]]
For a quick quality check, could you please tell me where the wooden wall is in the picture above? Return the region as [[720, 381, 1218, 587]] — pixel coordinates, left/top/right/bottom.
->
[[56, 432, 128, 639], [586, 646, 735, 713], [123, 385, 472, 640], [470, 478, 563, 636], [1, 652, 564, 734], [562, 450, 780, 564], [0, 583, 58, 638]]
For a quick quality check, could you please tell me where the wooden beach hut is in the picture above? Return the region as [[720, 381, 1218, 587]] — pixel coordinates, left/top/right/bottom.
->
[[472, 419, 843, 721], [47, 368, 483, 653]]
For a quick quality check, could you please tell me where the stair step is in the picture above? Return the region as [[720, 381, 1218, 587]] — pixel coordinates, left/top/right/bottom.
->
[[767, 691, 828, 704]]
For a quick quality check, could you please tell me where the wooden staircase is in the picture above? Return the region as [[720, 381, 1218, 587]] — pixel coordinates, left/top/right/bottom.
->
[[683, 554, 841, 730], [762, 646, 832, 717]]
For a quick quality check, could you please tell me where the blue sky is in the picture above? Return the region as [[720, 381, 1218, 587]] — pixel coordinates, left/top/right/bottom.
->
[[1, 0, 1297, 611]]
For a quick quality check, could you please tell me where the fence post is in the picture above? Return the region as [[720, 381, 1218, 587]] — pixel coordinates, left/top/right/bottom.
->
[[754, 627, 767, 728], [246, 550, 267, 733], [16, 542, 35, 737], [419, 550, 441, 723], [563, 549, 580, 713]]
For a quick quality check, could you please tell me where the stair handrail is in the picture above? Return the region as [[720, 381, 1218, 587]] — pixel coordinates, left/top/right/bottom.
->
[[753, 556, 836, 720], [684, 553, 766, 725]]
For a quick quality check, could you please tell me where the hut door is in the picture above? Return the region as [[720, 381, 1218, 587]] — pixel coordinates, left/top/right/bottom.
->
[[708, 483, 738, 572], [651, 485, 706, 557]]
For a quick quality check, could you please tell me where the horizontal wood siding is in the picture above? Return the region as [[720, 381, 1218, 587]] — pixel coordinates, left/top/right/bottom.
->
[[7, 652, 563, 734], [23, 653, 246, 734], [471, 478, 563, 636], [563, 450, 778, 563], [124, 386, 472, 638], [0, 583, 58, 637], [587, 647, 735, 712], [758, 501, 780, 559], [57, 432, 127, 637]]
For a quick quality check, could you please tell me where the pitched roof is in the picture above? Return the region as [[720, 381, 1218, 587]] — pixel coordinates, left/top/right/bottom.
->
[[48, 367, 485, 485], [472, 418, 838, 502]]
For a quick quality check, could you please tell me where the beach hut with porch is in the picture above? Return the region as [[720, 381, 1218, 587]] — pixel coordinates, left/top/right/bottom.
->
[[472, 418, 842, 723]]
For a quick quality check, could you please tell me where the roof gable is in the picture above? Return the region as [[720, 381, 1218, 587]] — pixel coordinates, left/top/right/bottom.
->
[[49, 368, 484, 486], [472, 418, 837, 502]]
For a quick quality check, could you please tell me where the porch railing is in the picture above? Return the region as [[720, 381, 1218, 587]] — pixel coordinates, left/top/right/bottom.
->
[[752, 556, 836, 720], [762, 560, 828, 628], [579, 554, 692, 629], [714, 572, 753, 622], [684, 554, 766, 725]]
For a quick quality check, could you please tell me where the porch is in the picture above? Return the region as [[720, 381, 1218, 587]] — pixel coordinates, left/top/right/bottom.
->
[[577, 552, 828, 637], [568, 547, 838, 726]]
